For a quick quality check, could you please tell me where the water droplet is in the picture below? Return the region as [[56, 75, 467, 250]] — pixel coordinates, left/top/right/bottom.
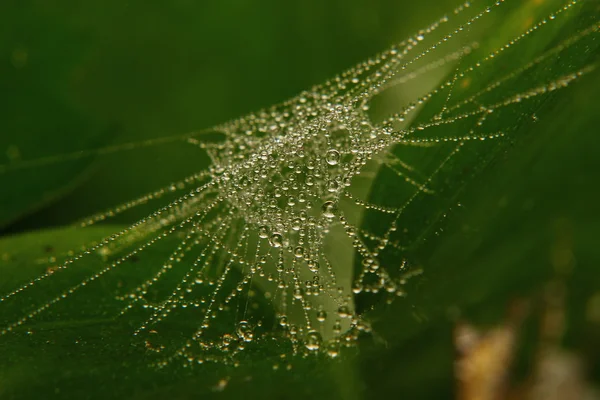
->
[[258, 225, 269, 239], [384, 280, 397, 293], [294, 246, 304, 258], [325, 149, 340, 166], [307, 260, 320, 273], [326, 341, 340, 358], [327, 180, 340, 193], [270, 233, 283, 248], [338, 305, 350, 318], [317, 310, 327, 322], [236, 321, 254, 342], [305, 330, 322, 351], [221, 334, 234, 348], [293, 287, 303, 300], [291, 218, 302, 231], [333, 320, 342, 334], [321, 201, 338, 219]]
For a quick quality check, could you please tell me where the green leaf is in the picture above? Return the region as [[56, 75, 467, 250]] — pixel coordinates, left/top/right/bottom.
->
[[358, 2, 600, 397], [0, 226, 362, 399]]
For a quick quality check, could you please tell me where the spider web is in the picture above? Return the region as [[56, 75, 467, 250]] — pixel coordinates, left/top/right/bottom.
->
[[0, 0, 598, 367]]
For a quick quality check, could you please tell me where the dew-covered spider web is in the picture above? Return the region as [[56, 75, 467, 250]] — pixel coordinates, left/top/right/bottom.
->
[[0, 0, 598, 368]]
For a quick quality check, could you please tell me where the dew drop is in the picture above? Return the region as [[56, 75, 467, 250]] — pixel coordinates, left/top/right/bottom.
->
[[305, 330, 322, 351], [270, 233, 283, 248], [321, 201, 338, 219], [221, 334, 234, 348], [327, 180, 340, 193], [384, 280, 397, 293], [258, 225, 269, 239], [294, 246, 304, 258], [338, 305, 350, 318], [325, 149, 340, 166], [317, 310, 327, 322], [293, 287, 304, 300], [307, 260, 320, 273], [291, 218, 302, 231], [326, 341, 340, 358], [236, 321, 254, 342], [333, 320, 342, 334]]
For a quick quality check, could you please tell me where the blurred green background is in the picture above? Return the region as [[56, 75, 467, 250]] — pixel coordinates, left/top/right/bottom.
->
[[0, 0, 450, 232]]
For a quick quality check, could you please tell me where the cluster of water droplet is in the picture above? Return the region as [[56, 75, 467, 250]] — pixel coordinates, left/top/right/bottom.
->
[[0, 0, 595, 368]]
